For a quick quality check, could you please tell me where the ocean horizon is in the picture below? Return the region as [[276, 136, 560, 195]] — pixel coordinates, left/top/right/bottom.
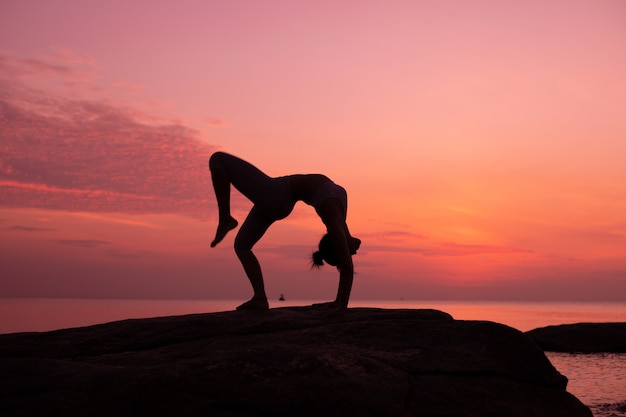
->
[[2, 298, 626, 334]]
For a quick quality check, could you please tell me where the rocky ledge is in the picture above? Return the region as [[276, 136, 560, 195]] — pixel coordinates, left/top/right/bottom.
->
[[527, 322, 626, 353], [0, 307, 591, 417]]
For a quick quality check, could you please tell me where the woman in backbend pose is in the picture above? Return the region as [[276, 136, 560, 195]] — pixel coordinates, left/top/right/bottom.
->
[[209, 152, 361, 311]]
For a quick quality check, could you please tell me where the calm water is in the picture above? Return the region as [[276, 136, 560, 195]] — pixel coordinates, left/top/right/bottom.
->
[[547, 352, 626, 417], [2, 298, 625, 416]]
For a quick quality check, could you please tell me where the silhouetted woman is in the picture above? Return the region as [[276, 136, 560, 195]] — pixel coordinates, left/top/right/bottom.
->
[[209, 152, 361, 311]]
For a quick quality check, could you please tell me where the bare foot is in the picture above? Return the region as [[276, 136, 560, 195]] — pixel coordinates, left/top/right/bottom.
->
[[211, 217, 238, 247], [236, 297, 269, 310]]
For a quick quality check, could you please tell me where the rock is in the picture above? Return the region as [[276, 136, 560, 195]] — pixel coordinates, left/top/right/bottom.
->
[[0, 307, 591, 417], [527, 322, 626, 353], [595, 400, 626, 415]]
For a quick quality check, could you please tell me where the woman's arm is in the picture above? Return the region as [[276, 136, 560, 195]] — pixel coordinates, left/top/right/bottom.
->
[[319, 200, 354, 310]]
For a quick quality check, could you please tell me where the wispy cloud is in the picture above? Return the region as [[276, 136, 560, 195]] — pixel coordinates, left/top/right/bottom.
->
[[0, 50, 100, 94], [105, 248, 157, 259], [67, 212, 164, 229], [365, 241, 530, 257], [0, 53, 219, 218], [362, 230, 427, 241], [423, 242, 532, 257], [0, 54, 83, 80], [205, 116, 228, 128], [55, 239, 111, 248], [44, 47, 98, 68], [5, 225, 57, 232]]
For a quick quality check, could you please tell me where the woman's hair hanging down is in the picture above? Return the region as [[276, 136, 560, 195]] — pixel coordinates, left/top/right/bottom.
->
[[311, 234, 338, 269], [311, 234, 361, 269]]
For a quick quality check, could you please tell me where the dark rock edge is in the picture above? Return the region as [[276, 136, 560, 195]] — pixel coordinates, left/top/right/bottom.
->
[[0, 307, 592, 417], [526, 322, 626, 353]]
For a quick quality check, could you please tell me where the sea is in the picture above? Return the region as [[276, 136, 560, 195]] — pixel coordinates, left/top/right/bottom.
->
[[1, 298, 625, 417]]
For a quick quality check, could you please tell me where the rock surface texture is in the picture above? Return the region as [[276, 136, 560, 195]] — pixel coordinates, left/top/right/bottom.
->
[[527, 322, 626, 353], [1, 307, 591, 417]]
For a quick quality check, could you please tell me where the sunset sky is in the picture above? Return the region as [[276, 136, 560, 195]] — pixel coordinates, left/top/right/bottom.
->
[[1, 0, 625, 302]]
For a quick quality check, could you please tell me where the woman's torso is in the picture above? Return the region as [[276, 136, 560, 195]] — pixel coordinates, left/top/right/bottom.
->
[[289, 174, 331, 205]]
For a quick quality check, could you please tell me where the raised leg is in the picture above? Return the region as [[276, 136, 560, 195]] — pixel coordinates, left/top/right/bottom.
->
[[209, 153, 239, 247], [209, 160, 238, 247], [208, 152, 273, 247]]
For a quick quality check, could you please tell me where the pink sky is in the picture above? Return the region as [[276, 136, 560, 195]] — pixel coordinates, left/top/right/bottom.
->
[[1, 0, 625, 301]]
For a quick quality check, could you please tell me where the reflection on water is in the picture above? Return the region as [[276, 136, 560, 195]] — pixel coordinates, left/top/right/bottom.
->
[[547, 352, 626, 417]]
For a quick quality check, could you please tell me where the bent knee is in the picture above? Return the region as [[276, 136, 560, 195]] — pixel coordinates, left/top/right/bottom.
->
[[209, 151, 228, 169], [234, 239, 253, 257]]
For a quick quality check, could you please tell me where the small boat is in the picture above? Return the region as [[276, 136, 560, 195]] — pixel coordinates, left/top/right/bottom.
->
[[279, 294, 285, 301]]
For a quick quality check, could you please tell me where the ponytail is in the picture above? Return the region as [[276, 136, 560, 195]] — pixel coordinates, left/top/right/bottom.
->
[[310, 234, 361, 270], [311, 250, 325, 269], [310, 234, 338, 268]]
